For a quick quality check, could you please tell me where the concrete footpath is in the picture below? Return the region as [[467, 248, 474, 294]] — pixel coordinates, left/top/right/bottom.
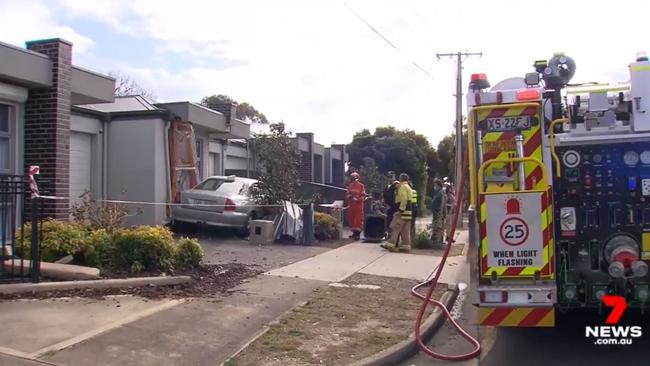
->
[[0, 231, 468, 366], [268, 230, 467, 284]]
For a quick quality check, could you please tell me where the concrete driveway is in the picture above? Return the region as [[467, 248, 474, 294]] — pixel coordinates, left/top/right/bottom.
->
[[175, 226, 330, 271]]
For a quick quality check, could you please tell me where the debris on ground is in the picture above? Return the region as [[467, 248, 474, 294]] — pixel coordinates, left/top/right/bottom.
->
[[231, 273, 447, 366], [0, 263, 263, 301]]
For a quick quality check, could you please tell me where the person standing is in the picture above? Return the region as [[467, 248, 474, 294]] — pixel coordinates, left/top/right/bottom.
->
[[346, 172, 366, 240], [430, 180, 447, 246], [382, 173, 413, 253], [409, 181, 418, 240], [382, 172, 399, 239]]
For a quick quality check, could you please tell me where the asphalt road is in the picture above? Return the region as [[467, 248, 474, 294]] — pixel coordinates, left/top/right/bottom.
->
[[402, 289, 650, 366]]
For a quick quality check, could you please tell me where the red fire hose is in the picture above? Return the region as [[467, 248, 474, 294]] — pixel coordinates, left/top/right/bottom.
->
[[411, 151, 481, 361]]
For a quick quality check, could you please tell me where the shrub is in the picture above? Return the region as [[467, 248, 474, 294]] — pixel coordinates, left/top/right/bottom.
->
[[412, 224, 434, 249], [174, 237, 204, 269], [79, 229, 114, 268], [15, 220, 90, 262], [71, 193, 131, 233], [111, 226, 176, 273], [314, 212, 340, 241]]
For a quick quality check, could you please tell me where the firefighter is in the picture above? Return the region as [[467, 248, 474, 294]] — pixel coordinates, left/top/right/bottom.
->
[[381, 173, 413, 253], [382, 171, 399, 239], [430, 179, 446, 246], [346, 172, 366, 240], [409, 181, 418, 239]]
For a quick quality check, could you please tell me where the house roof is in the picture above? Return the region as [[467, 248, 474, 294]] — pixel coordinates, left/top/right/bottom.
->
[[78, 95, 159, 113], [0, 39, 115, 104]]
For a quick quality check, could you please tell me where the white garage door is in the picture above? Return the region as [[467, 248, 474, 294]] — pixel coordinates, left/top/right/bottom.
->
[[69, 131, 92, 203], [226, 155, 248, 170]]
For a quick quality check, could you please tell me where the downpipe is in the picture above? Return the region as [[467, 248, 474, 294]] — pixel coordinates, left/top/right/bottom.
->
[[411, 149, 481, 361]]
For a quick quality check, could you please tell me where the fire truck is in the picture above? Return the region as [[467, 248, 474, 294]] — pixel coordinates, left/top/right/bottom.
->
[[466, 52, 650, 327]]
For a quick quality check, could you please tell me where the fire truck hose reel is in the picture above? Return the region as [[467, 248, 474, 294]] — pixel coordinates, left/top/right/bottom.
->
[[412, 151, 481, 361], [604, 235, 647, 278]]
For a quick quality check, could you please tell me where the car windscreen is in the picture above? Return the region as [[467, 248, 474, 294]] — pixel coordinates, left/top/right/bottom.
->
[[215, 181, 247, 196], [194, 179, 222, 191]]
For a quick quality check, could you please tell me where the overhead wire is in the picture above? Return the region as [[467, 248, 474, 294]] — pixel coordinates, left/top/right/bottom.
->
[[343, 1, 435, 80]]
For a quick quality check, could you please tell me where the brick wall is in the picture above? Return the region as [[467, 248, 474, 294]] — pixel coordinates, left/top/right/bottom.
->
[[299, 151, 311, 182], [207, 102, 237, 125], [24, 39, 72, 219], [296, 133, 314, 182]]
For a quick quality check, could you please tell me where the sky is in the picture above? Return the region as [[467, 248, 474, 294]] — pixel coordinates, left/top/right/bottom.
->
[[0, 0, 648, 147]]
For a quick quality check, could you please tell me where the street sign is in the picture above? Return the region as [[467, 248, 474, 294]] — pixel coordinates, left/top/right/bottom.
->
[[499, 217, 529, 246], [486, 192, 543, 267]]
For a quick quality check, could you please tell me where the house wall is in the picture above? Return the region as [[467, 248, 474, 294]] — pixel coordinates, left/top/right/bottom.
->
[[324, 148, 332, 185], [107, 117, 167, 226]]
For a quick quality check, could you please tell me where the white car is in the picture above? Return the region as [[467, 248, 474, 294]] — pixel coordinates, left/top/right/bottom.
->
[[171, 176, 262, 236]]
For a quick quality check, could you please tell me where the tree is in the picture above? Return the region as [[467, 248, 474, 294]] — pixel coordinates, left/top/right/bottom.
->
[[436, 134, 455, 180], [357, 157, 385, 195], [109, 71, 156, 100], [249, 122, 301, 204], [200, 94, 269, 124], [347, 126, 442, 207]]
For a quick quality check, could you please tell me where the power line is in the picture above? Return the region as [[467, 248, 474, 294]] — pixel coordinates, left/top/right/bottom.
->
[[344, 2, 435, 80]]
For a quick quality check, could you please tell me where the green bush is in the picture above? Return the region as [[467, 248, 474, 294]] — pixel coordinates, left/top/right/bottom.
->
[[174, 237, 204, 269], [412, 224, 434, 249], [79, 229, 114, 268], [412, 231, 432, 249], [16, 219, 204, 274], [15, 220, 91, 262], [314, 212, 340, 241], [111, 226, 176, 273]]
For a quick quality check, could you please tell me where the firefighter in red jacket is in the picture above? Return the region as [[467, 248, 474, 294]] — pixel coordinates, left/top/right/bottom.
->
[[346, 172, 366, 240]]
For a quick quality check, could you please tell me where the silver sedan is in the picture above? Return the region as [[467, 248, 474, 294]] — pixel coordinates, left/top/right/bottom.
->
[[171, 176, 262, 236]]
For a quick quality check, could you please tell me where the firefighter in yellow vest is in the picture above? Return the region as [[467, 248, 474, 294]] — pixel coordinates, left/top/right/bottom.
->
[[381, 173, 413, 253], [410, 183, 418, 239]]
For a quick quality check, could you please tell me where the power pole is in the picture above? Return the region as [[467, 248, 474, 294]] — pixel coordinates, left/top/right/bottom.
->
[[437, 51, 482, 228]]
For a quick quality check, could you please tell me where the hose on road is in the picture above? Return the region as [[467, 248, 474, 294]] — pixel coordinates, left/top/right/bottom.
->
[[411, 150, 481, 361]]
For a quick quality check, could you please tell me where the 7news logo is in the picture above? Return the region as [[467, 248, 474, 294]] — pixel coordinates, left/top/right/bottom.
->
[[585, 295, 642, 345]]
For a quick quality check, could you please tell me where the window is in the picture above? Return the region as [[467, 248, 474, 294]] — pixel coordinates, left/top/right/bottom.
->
[[193, 178, 247, 196], [215, 181, 246, 196], [194, 178, 220, 191], [196, 139, 204, 180], [0, 105, 11, 173]]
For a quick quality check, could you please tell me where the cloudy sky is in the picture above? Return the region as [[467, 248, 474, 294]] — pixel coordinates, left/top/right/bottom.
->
[[0, 0, 647, 146]]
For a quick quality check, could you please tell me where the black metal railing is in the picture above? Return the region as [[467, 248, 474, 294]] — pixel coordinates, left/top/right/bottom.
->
[[0, 175, 42, 283]]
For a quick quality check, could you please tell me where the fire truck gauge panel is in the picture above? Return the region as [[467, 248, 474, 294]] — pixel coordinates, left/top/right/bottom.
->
[[562, 150, 580, 168], [624, 150, 640, 166]]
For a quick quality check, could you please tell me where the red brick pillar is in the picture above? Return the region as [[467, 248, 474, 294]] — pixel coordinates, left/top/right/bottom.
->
[[24, 38, 72, 220]]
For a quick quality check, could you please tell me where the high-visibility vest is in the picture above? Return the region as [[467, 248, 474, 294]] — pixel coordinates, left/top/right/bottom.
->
[[411, 189, 417, 204], [397, 183, 413, 220]]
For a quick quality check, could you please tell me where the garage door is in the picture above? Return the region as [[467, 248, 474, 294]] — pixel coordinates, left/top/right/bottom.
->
[[69, 131, 92, 203]]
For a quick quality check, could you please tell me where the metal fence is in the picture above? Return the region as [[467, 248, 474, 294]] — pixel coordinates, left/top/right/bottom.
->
[[0, 175, 42, 283]]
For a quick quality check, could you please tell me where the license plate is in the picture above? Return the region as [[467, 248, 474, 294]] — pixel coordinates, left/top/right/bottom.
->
[[486, 116, 532, 132]]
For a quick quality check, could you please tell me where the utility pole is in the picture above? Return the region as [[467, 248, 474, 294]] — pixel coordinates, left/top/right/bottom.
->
[[437, 51, 482, 228]]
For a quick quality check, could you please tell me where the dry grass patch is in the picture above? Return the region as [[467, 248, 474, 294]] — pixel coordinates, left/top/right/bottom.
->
[[231, 273, 447, 366], [411, 243, 464, 257]]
